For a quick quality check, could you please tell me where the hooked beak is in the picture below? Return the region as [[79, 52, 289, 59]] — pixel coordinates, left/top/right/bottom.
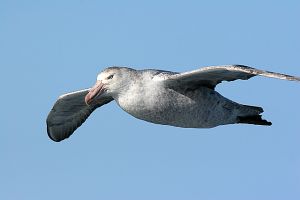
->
[[85, 80, 106, 105]]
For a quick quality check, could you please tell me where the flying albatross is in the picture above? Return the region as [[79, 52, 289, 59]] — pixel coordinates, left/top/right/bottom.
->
[[47, 65, 300, 142]]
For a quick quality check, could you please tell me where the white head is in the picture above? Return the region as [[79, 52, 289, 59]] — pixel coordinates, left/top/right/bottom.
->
[[85, 67, 135, 105]]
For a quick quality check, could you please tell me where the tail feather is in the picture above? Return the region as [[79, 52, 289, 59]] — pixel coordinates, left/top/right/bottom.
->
[[236, 104, 272, 126], [237, 114, 272, 126]]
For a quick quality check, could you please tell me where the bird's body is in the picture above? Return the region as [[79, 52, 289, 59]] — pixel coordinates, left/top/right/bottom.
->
[[47, 65, 300, 142], [114, 69, 257, 128]]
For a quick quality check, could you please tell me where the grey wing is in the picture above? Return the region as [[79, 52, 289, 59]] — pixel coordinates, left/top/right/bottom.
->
[[46, 89, 113, 142], [163, 65, 300, 89]]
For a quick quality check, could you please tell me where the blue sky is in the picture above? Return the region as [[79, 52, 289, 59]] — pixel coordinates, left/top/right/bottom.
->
[[1, 0, 300, 199]]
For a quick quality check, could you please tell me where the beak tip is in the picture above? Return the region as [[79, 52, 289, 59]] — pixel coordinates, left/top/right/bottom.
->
[[84, 80, 104, 106], [84, 94, 91, 106]]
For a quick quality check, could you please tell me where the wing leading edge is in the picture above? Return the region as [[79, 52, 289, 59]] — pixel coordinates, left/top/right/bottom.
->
[[163, 65, 300, 89]]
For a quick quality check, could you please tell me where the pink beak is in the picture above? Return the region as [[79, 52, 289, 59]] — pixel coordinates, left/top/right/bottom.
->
[[85, 81, 105, 105]]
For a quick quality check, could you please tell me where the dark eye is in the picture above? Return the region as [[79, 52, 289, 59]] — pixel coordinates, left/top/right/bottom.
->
[[107, 74, 114, 79]]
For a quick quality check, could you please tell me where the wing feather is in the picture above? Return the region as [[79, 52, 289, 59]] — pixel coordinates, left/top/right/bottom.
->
[[163, 65, 300, 89], [46, 89, 113, 142]]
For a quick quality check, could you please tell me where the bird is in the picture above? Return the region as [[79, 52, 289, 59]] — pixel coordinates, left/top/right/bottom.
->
[[47, 65, 300, 142]]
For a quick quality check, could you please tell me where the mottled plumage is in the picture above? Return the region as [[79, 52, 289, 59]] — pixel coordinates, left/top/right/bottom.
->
[[47, 65, 300, 142]]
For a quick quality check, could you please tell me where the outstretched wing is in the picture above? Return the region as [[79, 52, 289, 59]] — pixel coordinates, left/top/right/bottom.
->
[[163, 65, 300, 89], [46, 89, 113, 142]]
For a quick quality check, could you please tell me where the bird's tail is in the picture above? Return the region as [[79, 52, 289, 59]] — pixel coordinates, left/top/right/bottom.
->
[[236, 105, 272, 126]]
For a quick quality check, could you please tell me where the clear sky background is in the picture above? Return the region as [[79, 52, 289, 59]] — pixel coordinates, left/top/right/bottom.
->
[[1, 1, 300, 199]]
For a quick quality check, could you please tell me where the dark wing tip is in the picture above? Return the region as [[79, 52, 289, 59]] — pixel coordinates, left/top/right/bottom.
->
[[47, 125, 63, 142], [46, 119, 72, 142], [46, 109, 91, 142], [233, 64, 300, 82], [47, 126, 74, 142], [46, 88, 114, 142]]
